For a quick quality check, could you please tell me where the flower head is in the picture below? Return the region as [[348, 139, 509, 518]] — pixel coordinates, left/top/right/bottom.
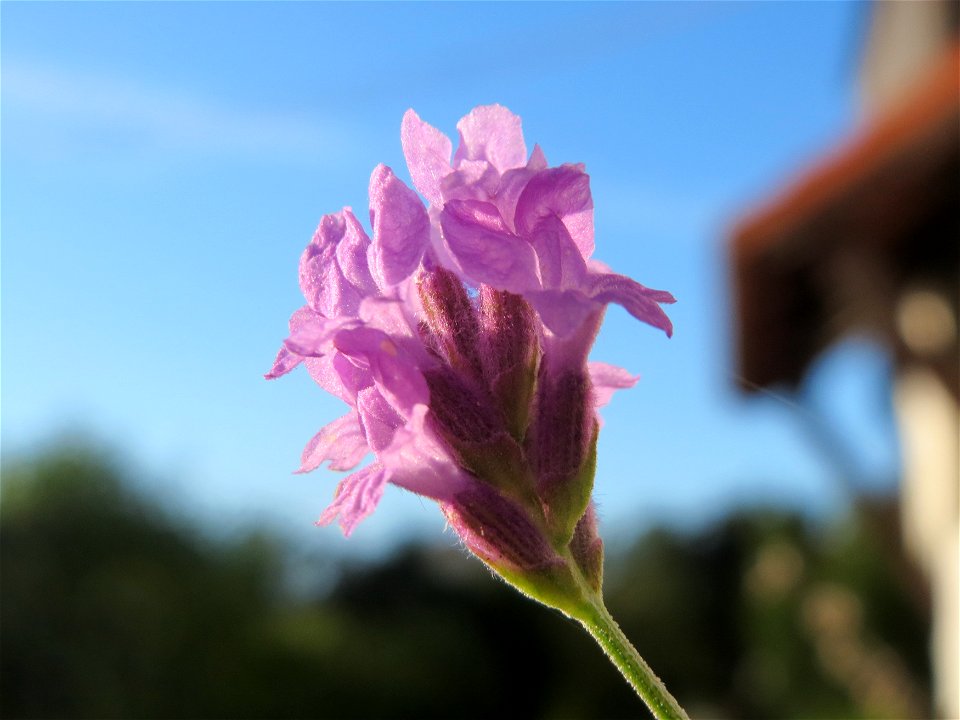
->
[[267, 105, 673, 594]]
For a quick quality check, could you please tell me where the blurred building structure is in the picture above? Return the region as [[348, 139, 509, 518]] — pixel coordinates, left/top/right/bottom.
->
[[728, 2, 959, 716]]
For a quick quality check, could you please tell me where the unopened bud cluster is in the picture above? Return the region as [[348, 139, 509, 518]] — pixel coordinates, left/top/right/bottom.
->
[[417, 266, 602, 593]]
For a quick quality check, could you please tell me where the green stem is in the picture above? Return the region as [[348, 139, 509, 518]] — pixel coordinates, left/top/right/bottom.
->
[[577, 599, 690, 720], [483, 533, 689, 718]]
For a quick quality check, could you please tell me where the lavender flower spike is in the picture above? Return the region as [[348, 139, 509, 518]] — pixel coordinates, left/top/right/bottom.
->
[[267, 106, 687, 720]]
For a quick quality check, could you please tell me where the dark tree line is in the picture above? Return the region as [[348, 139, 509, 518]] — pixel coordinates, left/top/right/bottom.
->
[[1, 447, 930, 719]]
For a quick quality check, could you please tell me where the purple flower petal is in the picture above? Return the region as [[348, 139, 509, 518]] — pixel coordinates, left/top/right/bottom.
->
[[357, 386, 403, 452], [265, 305, 324, 378], [401, 109, 452, 206], [300, 215, 337, 303], [369, 164, 431, 287], [528, 289, 597, 338], [588, 362, 639, 409], [317, 463, 388, 537], [333, 326, 430, 416], [527, 144, 548, 171], [528, 214, 587, 290], [304, 354, 367, 404], [493, 173, 533, 234], [265, 345, 302, 380], [439, 199, 539, 293], [539, 305, 605, 374], [588, 272, 675, 337], [453, 104, 527, 174], [297, 410, 368, 474], [379, 404, 468, 502], [440, 160, 501, 204], [358, 297, 417, 341], [284, 311, 353, 357], [299, 210, 374, 318], [515, 165, 595, 259], [490, 146, 549, 232], [336, 208, 377, 294], [300, 243, 362, 319]]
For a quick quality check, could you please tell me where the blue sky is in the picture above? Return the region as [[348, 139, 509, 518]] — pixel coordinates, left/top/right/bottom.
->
[[2, 2, 899, 555]]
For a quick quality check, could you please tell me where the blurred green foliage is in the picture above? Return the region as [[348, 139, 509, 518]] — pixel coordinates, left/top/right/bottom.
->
[[1, 447, 930, 719]]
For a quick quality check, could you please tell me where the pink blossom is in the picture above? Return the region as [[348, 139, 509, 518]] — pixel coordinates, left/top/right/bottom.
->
[[403, 107, 674, 342], [267, 106, 673, 581]]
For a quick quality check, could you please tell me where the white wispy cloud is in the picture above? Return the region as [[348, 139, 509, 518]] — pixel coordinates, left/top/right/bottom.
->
[[3, 60, 357, 163]]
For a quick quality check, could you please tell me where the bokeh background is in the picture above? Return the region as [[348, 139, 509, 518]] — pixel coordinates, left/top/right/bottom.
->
[[3, 3, 957, 718]]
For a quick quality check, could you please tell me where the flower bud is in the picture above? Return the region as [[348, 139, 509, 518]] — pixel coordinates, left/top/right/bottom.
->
[[417, 266, 484, 380], [569, 503, 604, 593], [442, 482, 595, 615], [442, 482, 560, 572], [422, 365, 531, 502], [528, 364, 598, 545], [478, 286, 540, 440]]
